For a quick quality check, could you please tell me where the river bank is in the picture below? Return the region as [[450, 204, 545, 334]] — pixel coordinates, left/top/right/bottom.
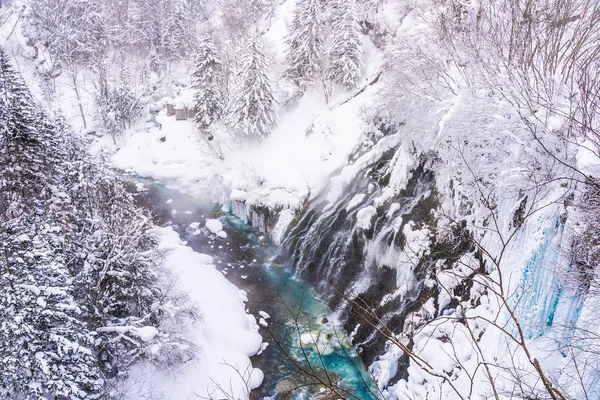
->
[[125, 176, 378, 399]]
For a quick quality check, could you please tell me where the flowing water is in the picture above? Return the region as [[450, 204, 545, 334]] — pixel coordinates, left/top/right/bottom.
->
[[125, 175, 379, 399]]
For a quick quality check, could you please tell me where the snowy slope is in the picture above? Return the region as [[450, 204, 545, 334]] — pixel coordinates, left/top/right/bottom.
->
[[118, 228, 263, 400]]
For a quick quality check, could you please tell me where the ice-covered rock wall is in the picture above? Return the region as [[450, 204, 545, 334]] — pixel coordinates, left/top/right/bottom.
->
[[281, 136, 453, 371]]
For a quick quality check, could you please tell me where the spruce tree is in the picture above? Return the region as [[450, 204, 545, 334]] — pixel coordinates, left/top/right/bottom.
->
[[228, 39, 277, 138], [0, 45, 193, 399], [328, 0, 363, 90], [0, 47, 51, 216], [0, 47, 104, 399], [285, 0, 323, 84], [192, 36, 225, 130], [0, 217, 105, 399]]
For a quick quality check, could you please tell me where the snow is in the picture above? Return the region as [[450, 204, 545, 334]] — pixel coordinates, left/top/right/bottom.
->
[[109, 80, 371, 223], [133, 326, 159, 342], [300, 332, 318, 345], [258, 311, 270, 320], [576, 139, 600, 176], [16, 284, 41, 296], [249, 368, 264, 390], [172, 88, 195, 109], [123, 227, 263, 399], [356, 206, 377, 230], [271, 208, 295, 245], [196, 253, 214, 265], [346, 193, 366, 211], [4, 0, 599, 397], [103, 8, 384, 239], [205, 218, 223, 234], [374, 143, 416, 207]]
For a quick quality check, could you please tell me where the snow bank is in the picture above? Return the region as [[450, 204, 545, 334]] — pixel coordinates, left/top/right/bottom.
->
[[110, 113, 222, 199], [122, 227, 263, 400]]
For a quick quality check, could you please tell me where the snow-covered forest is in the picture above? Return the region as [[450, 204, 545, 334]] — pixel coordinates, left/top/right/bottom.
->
[[1, 0, 600, 398]]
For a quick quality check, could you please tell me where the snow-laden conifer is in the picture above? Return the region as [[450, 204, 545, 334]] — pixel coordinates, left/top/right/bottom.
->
[[328, 0, 363, 90], [228, 39, 277, 138], [285, 0, 323, 83], [0, 47, 54, 215], [0, 47, 105, 399], [0, 46, 194, 396], [192, 36, 225, 130]]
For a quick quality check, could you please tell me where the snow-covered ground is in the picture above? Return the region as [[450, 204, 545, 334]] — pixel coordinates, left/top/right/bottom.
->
[[119, 228, 263, 400], [103, 2, 384, 219]]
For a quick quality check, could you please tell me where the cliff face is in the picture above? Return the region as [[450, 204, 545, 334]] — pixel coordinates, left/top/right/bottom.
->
[[273, 129, 593, 398]]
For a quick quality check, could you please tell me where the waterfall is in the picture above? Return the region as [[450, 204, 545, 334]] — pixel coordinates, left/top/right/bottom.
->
[[252, 135, 600, 398], [281, 147, 446, 370]]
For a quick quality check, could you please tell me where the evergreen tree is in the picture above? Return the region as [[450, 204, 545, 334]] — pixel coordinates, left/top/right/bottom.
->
[[0, 47, 104, 399], [0, 216, 105, 399], [285, 0, 324, 84], [192, 36, 225, 130], [95, 65, 143, 142], [0, 47, 193, 396], [228, 39, 277, 138], [328, 0, 363, 90], [0, 47, 51, 217], [129, 0, 195, 64]]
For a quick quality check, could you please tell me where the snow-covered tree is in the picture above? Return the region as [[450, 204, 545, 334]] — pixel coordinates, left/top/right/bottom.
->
[[228, 39, 277, 138], [0, 47, 105, 399], [218, 0, 273, 44], [26, 0, 106, 67], [128, 0, 196, 64], [192, 36, 225, 130], [285, 0, 324, 84], [0, 47, 194, 395], [328, 0, 363, 89], [95, 64, 143, 142], [0, 47, 52, 216], [0, 217, 105, 399]]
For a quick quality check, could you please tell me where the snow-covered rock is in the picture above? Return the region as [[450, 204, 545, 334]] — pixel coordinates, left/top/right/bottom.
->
[[205, 219, 223, 234], [356, 206, 377, 230]]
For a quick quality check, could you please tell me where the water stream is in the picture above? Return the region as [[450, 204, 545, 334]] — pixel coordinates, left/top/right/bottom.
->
[[125, 176, 378, 399]]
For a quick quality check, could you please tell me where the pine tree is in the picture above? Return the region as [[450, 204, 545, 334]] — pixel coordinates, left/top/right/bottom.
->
[[328, 0, 363, 90], [192, 36, 225, 130], [228, 39, 277, 138], [0, 47, 104, 399], [1, 46, 193, 397], [0, 47, 51, 217], [285, 0, 324, 84]]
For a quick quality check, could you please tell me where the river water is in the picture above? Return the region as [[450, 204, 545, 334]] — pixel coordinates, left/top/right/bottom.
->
[[126, 176, 379, 399]]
